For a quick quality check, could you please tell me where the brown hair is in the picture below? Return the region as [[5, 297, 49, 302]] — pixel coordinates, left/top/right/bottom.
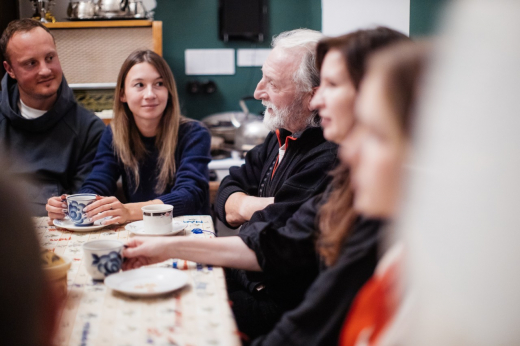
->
[[112, 49, 188, 194], [316, 26, 409, 90], [0, 18, 54, 64], [371, 42, 428, 137], [317, 28, 411, 266]]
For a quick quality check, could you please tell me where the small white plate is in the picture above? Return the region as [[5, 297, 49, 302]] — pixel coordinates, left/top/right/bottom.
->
[[125, 220, 186, 236], [105, 267, 189, 297], [53, 218, 107, 232]]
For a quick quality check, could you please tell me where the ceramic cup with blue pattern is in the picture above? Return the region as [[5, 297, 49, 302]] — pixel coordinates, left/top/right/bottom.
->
[[66, 193, 97, 226], [82, 239, 124, 280]]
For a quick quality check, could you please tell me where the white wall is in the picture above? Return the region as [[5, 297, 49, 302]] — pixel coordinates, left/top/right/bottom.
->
[[322, 0, 410, 36]]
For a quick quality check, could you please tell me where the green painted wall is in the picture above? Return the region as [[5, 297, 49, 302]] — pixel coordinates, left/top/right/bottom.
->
[[409, 0, 449, 37], [155, 0, 446, 120], [155, 0, 322, 120]]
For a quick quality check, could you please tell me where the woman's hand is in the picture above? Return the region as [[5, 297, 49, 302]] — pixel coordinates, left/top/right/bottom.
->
[[122, 237, 173, 270], [46, 195, 67, 225], [84, 196, 131, 226]]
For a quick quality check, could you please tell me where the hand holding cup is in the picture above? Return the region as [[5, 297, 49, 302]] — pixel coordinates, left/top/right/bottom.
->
[[83, 196, 130, 226], [46, 194, 68, 224], [122, 237, 173, 270], [83, 239, 124, 280], [46, 193, 98, 226]]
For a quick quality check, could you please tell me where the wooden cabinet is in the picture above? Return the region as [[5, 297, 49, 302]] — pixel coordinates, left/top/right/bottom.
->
[[43, 20, 162, 88]]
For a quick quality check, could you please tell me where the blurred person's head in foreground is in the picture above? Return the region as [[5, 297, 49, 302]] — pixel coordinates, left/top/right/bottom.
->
[[338, 42, 429, 346], [311, 26, 409, 144], [313, 27, 410, 266], [0, 165, 60, 345], [343, 41, 428, 219]]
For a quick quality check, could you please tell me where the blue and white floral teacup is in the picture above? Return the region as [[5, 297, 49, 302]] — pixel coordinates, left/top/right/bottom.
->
[[82, 240, 124, 280], [66, 194, 97, 226]]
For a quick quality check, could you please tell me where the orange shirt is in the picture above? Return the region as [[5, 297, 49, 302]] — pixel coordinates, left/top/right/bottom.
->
[[340, 246, 402, 346]]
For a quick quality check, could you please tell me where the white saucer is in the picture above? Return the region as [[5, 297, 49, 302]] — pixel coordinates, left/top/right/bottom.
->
[[125, 220, 186, 236], [53, 218, 107, 232], [105, 267, 189, 297]]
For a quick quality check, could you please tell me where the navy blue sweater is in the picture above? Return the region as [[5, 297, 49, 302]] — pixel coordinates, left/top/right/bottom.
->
[[80, 121, 211, 216]]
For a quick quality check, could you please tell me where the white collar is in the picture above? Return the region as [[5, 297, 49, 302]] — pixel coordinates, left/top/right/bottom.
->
[[18, 99, 47, 120]]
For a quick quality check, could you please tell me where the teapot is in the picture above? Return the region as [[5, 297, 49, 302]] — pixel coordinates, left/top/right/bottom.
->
[[96, 0, 129, 17], [233, 96, 270, 151], [67, 1, 97, 19], [128, 0, 147, 18]]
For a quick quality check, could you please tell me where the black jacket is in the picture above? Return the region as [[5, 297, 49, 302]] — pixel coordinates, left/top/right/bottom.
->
[[0, 74, 105, 215], [216, 126, 337, 304], [252, 218, 383, 346], [238, 190, 327, 311], [215, 126, 337, 231]]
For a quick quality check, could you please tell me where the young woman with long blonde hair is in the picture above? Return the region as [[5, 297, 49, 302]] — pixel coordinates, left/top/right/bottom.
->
[[46, 50, 211, 225]]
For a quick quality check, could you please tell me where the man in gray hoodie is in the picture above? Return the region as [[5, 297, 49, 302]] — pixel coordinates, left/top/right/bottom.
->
[[0, 19, 105, 215]]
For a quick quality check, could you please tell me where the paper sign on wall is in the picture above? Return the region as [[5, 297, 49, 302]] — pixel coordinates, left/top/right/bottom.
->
[[185, 49, 235, 75], [237, 49, 272, 67], [322, 0, 410, 36]]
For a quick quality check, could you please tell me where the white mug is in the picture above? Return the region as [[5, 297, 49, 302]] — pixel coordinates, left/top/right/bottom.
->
[[141, 205, 173, 234]]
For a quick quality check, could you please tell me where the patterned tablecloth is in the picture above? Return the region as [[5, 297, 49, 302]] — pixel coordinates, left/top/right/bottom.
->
[[35, 216, 240, 346]]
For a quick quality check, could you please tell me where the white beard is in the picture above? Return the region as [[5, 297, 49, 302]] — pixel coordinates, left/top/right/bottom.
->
[[262, 98, 308, 132], [262, 101, 290, 132]]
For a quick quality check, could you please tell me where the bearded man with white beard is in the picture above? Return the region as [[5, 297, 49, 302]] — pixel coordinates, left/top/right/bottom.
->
[[213, 28, 338, 336], [215, 28, 336, 233]]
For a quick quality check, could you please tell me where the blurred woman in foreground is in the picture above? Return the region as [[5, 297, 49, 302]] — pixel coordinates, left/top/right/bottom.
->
[[339, 42, 427, 346]]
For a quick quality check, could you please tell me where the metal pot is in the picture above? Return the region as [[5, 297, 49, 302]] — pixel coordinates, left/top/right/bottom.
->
[[202, 112, 244, 143], [202, 96, 269, 151], [127, 0, 147, 18], [233, 113, 270, 151], [67, 1, 97, 19], [96, 0, 129, 17]]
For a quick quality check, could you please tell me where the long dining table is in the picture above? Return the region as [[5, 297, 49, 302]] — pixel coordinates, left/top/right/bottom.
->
[[35, 215, 240, 346]]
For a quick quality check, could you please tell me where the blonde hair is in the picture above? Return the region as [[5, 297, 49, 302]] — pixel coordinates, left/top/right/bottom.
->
[[112, 50, 188, 194]]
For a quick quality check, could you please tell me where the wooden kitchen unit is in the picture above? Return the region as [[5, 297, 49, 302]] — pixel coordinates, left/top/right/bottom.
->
[[43, 20, 162, 122], [43, 20, 162, 87]]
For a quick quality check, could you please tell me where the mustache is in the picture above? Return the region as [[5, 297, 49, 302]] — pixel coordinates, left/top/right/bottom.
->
[[262, 101, 275, 109]]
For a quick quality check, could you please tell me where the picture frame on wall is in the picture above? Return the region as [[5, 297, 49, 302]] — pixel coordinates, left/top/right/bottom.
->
[[219, 0, 268, 42]]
